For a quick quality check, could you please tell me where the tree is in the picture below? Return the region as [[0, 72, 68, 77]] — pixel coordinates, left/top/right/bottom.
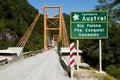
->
[[0, 0, 44, 51], [87, 0, 120, 79]]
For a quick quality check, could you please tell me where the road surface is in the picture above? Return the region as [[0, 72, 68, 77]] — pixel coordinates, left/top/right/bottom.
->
[[0, 48, 75, 80]]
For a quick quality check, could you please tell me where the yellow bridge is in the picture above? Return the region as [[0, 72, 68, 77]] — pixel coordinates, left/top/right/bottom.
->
[[16, 5, 69, 50]]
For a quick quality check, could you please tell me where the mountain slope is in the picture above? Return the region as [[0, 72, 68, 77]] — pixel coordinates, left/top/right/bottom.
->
[[0, 0, 44, 51]]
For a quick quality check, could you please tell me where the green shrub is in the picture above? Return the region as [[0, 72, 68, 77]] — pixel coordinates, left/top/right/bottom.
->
[[106, 65, 120, 79]]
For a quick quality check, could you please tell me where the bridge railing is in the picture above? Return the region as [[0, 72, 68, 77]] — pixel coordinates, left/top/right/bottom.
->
[[23, 50, 43, 58], [16, 13, 40, 47], [61, 12, 69, 47]]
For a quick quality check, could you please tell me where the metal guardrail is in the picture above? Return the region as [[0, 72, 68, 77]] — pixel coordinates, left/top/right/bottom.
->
[[0, 58, 8, 66], [0, 50, 43, 66], [23, 50, 43, 58]]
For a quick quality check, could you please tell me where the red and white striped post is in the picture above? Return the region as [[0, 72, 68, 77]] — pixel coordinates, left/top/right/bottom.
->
[[70, 42, 75, 78]]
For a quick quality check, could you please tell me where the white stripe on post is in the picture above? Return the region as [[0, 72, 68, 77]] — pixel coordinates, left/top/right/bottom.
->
[[70, 42, 74, 48], [70, 42, 75, 67]]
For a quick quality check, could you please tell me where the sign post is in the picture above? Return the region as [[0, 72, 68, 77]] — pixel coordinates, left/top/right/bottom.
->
[[77, 40, 80, 70], [99, 39, 102, 72], [70, 11, 108, 73], [70, 42, 75, 78]]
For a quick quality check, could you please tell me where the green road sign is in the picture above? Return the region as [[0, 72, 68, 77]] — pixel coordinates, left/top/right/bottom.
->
[[70, 11, 108, 39]]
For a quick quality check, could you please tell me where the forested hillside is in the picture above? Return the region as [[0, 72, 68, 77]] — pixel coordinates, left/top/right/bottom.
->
[[0, 0, 120, 79], [63, 0, 120, 79], [80, 0, 120, 79], [0, 0, 44, 51]]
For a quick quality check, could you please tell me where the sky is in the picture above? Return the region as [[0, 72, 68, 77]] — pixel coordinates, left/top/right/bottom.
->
[[27, 0, 99, 14]]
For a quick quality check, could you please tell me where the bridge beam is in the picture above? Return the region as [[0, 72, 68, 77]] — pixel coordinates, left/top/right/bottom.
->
[[44, 5, 62, 50], [44, 5, 47, 50]]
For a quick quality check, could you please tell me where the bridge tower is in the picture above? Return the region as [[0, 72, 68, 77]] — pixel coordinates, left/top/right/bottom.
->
[[44, 5, 62, 50]]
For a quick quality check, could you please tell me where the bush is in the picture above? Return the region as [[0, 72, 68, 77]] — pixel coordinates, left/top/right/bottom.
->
[[106, 65, 120, 79]]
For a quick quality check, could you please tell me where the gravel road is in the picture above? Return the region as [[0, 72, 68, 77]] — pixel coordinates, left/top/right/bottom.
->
[[0, 48, 75, 80]]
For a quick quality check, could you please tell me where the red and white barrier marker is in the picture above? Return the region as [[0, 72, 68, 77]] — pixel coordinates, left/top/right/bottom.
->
[[70, 42, 75, 78], [70, 42, 75, 67]]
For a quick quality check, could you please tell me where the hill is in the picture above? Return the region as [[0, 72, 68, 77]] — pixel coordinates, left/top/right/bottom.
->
[[0, 0, 120, 79], [0, 0, 44, 51], [62, 1, 120, 79]]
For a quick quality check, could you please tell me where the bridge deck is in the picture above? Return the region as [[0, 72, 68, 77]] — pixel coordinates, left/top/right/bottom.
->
[[0, 48, 75, 80]]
